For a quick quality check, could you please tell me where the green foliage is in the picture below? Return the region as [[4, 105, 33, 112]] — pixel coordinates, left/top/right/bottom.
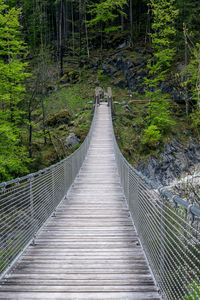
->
[[104, 26, 122, 34], [17, 0, 55, 52], [183, 281, 200, 299], [0, 121, 30, 181], [87, 0, 127, 32], [0, 0, 30, 122], [142, 125, 161, 148], [175, 0, 200, 47], [143, 0, 177, 142], [147, 0, 178, 86], [189, 110, 200, 132], [180, 28, 200, 107], [97, 69, 107, 81], [45, 85, 89, 115], [0, 0, 31, 181], [146, 91, 175, 134]]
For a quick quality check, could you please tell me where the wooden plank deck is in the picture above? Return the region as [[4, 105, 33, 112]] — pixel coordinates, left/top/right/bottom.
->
[[0, 103, 160, 299]]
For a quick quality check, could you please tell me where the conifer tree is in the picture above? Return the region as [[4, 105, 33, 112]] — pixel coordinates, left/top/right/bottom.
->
[[142, 0, 178, 147], [146, 0, 178, 87]]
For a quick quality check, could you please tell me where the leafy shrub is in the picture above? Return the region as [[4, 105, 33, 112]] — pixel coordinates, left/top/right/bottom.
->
[[142, 125, 161, 148], [190, 110, 200, 131], [0, 122, 31, 181], [146, 91, 175, 134], [97, 70, 107, 81]]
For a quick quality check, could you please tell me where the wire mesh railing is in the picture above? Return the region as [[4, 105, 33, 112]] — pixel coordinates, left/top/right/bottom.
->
[[0, 105, 96, 280], [1, 91, 200, 299], [111, 110, 200, 300]]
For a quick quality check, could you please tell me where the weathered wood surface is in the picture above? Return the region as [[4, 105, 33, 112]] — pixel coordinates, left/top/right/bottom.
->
[[0, 103, 160, 299]]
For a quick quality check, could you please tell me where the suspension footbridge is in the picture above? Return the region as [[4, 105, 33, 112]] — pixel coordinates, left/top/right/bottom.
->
[[0, 90, 200, 299]]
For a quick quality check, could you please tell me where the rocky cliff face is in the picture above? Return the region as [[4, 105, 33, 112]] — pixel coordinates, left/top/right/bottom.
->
[[91, 47, 187, 103], [137, 139, 200, 186]]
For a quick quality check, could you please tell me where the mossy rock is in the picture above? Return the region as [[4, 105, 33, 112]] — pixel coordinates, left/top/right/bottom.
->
[[59, 71, 80, 84], [125, 113, 134, 120], [58, 124, 68, 131], [46, 110, 71, 127], [105, 31, 128, 48], [59, 74, 68, 84], [42, 148, 58, 165], [73, 127, 90, 142]]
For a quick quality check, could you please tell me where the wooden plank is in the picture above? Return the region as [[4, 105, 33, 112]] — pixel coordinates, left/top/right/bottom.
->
[[0, 285, 158, 292], [14, 248, 144, 255], [6, 274, 153, 280], [12, 269, 151, 275], [37, 232, 137, 236], [4, 279, 155, 286], [0, 292, 161, 299], [20, 257, 146, 263]]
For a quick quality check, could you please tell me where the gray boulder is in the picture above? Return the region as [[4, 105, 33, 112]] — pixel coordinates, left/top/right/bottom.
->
[[137, 139, 200, 186], [116, 41, 128, 50], [65, 133, 80, 149]]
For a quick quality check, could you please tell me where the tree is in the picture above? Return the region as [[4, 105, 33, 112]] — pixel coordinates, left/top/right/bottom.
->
[[183, 26, 200, 109], [0, 0, 31, 180], [56, 0, 65, 76], [143, 0, 178, 142], [146, 0, 178, 87], [130, 0, 133, 45], [87, 0, 127, 50], [175, 0, 200, 49]]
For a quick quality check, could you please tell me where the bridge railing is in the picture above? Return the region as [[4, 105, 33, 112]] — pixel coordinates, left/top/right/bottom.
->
[[0, 105, 97, 280], [110, 110, 200, 299]]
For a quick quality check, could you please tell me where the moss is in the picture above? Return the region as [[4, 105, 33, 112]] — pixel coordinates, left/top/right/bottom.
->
[[46, 110, 71, 127]]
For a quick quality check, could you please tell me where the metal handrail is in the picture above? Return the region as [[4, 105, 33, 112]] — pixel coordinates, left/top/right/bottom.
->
[[0, 104, 97, 280], [110, 108, 200, 299]]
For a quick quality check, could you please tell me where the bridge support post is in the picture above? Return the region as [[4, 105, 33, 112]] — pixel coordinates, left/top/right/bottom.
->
[[159, 196, 167, 287], [64, 159, 67, 194], [107, 87, 113, 113], [95, 88, 100, 106], [127, 166, 130, 207], [52, 168, 56, 217], [28, 175, 36, 246]]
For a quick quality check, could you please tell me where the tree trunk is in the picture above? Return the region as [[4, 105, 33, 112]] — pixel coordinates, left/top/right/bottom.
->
[[28, 95, 33, 158], [144, 1, 151, 45], [64, 0, 68, 44], [28, 105, 33, 158], [28, 80, 38, 158], [58, 0, 63, 77], [121, 13, 124, 31], [137, 0, 141, 35], [100, 21, 103, 52], [84, 2, 89, 58], [183, 23, 189, 115], [197, 56, 200, 110], [130, 0, 133, 47], [41, 91, 47, 145], [79, 0, 82, 62], [71, 0, 75, 56], [33, 0, 36, 51]]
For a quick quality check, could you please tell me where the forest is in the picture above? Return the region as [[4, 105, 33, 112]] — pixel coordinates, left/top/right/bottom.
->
[[1, 0, 200, 183]]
